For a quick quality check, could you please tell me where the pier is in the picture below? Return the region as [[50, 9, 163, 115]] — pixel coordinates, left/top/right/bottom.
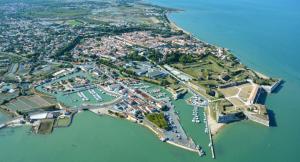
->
[[204, 108, 215, 159]]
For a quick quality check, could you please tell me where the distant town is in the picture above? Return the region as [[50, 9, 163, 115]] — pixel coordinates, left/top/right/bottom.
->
[[0, 0, 281, 158]]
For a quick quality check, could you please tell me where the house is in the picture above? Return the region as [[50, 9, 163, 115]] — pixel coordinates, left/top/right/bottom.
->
[[108, 84, 121, 91], [156, 101, 167, 109]]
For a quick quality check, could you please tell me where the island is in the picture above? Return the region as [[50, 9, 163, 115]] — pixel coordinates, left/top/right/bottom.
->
[[0, 0, 281, 158]]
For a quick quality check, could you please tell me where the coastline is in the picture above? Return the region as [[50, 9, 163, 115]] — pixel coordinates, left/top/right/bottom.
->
[[90, 108, 199, 153], [141, 120, 199, 153], [165, 9, 279, 135], [168, 14, 225, 136], [168, 15, 191, 35], [166, 12, 210, 47]]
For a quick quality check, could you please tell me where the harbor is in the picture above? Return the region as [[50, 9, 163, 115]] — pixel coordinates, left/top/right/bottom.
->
[[192, 107, 200, 124]]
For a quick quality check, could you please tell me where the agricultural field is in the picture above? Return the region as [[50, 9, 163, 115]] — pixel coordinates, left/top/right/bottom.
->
[[23, 1, 99, 19], [0, 91, 19, 105], [88, 3, 168, 26], [1, 95, 56, 113]]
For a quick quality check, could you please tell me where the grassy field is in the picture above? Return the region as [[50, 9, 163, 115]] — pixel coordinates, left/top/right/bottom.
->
[[238, 84, 253, 101], [146, 113, 169, 130], [219, 87, 239, 97], [227, 98, 245, 107], [173, 55, 226, 79], [219, 83, 254, 103], [171, 54, 259, 97]]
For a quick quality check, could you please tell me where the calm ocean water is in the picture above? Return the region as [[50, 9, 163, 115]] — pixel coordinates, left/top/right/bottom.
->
[[146, 0, 300, 161], [0, 0, 299, 161]]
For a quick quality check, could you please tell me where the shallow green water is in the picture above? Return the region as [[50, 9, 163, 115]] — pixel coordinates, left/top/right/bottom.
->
[[172, 93, 210, 156], [0, 112, 203, 162]]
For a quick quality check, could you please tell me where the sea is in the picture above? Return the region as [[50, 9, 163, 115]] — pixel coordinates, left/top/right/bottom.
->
[[0, 0, 299, 161]]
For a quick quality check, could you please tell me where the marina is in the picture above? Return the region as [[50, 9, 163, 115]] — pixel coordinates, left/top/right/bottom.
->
[[171, 93, 211, 159], [35, 72, 116, 108], [192, 107, 200, 124]]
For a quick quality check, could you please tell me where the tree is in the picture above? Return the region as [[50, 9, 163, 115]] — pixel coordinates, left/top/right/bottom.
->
[[179, 54, 195, 64], [160, 79, 170, 86], [126, 51, 146, 61], [147, 49, 163, 62]]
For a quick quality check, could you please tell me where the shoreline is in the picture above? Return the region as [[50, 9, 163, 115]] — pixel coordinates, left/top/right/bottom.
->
[[206, 106, 225, 136], [90, 108, 199, 153], [165, 9, 279, 135], [166, 12, 213, 47], [168, 14, 191, 36], [141, 120, 199, 153]]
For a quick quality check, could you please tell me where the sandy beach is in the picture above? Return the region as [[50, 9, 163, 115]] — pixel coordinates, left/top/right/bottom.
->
[[206, 107, 224, 136]]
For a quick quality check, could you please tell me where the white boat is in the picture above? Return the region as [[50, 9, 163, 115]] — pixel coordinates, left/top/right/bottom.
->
[[199, 149, 205, 157]]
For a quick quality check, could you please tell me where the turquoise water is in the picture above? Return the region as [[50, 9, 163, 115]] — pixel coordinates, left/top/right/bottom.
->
[[147, 0, 300, 161], [0, 112, 202, 162], [172, 93, 210, 158], [1, 0, 300, 161]]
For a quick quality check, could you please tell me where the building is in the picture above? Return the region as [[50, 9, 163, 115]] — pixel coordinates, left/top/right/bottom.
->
[[247, 85, 261, 105], [108, 84, 121, 91], [217, 112, 242, 123], [29, 112, 48, 120], [147, 71, 167, 79], [135, 69, 148, 76]]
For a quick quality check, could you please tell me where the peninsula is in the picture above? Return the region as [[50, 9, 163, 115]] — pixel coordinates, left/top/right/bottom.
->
[[0, 0, 281, 158]]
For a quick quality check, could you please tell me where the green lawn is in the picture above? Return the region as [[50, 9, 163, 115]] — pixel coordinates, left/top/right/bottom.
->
[[146, 113, 169, 130]]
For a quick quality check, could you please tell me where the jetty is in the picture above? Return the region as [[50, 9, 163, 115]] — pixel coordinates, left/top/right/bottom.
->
[[204, 109, 215, 159]]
